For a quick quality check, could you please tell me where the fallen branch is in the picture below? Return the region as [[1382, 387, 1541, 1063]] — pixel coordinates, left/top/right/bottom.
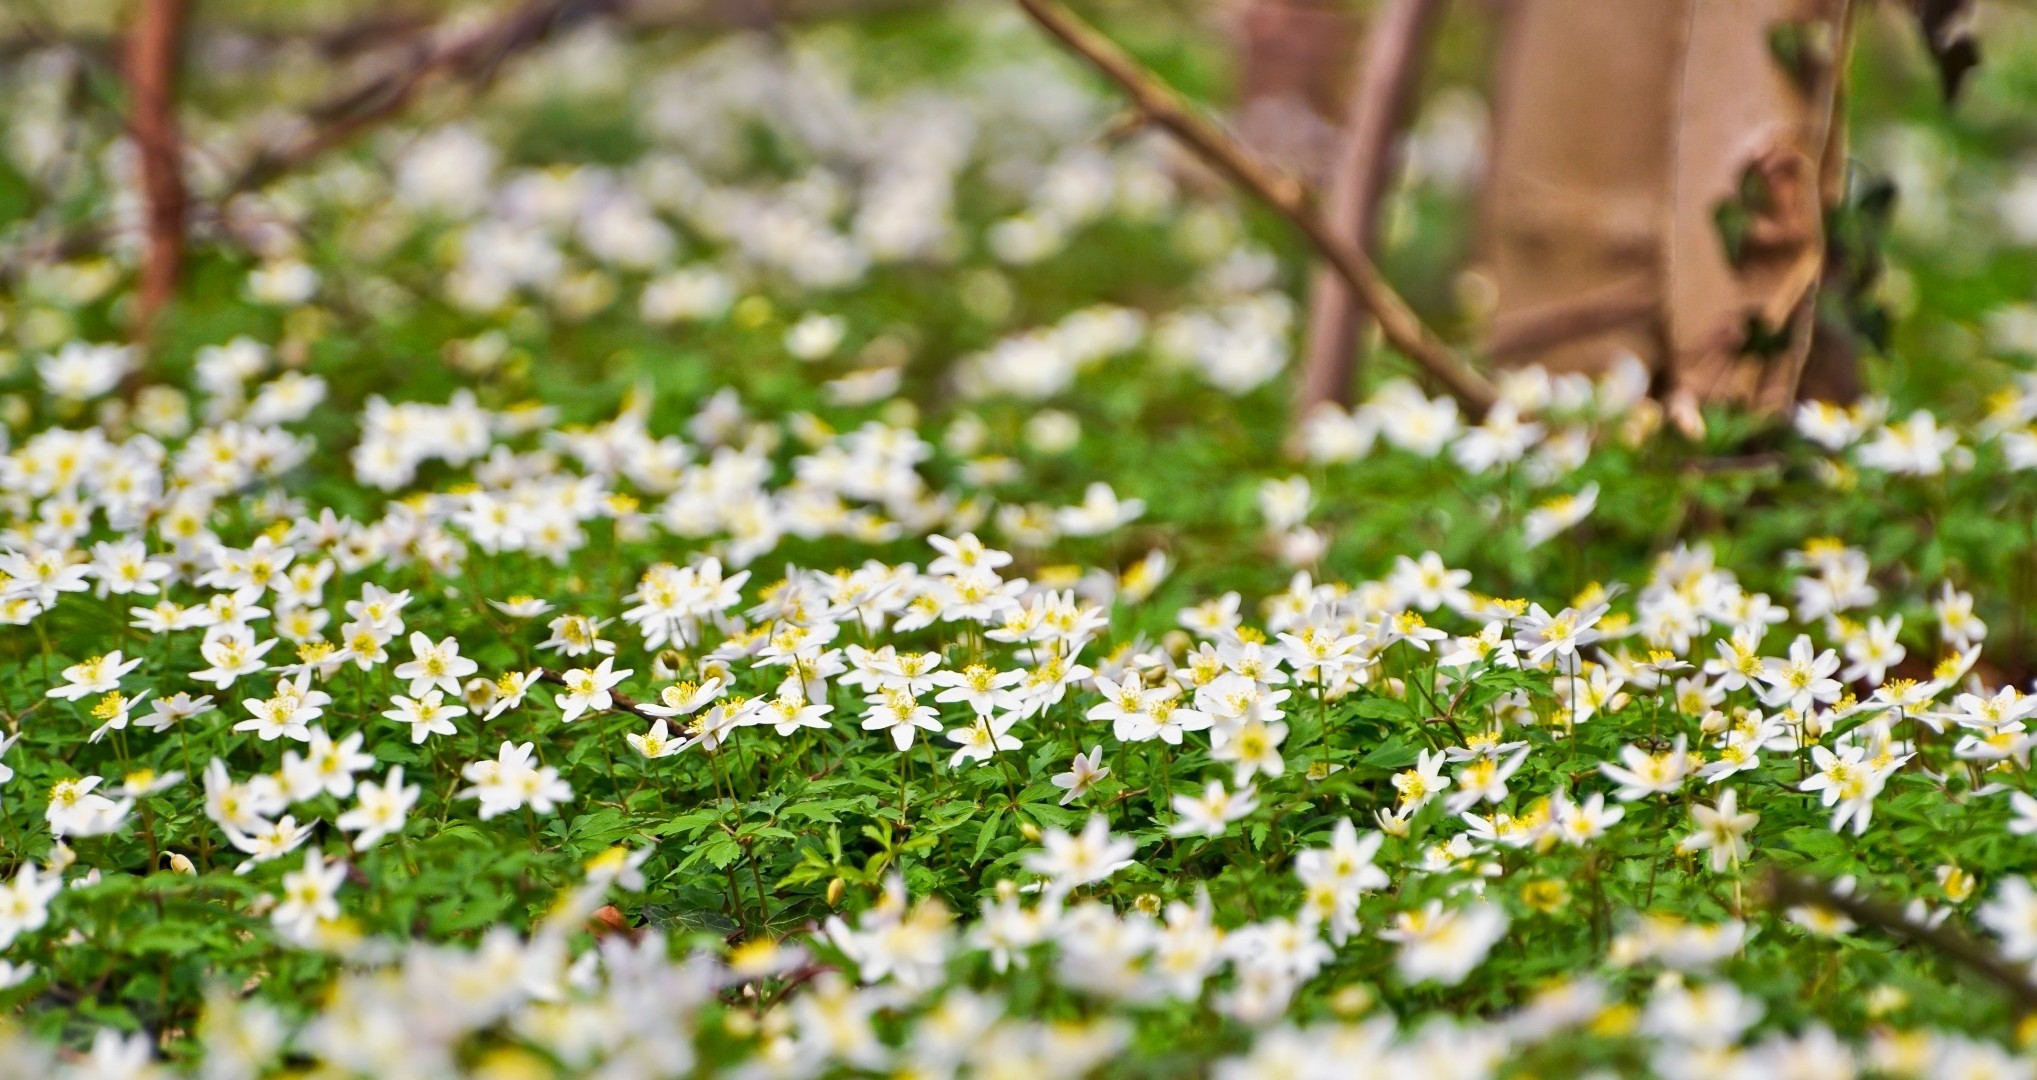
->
[[1297, 0, 1442, 412], [1013, 0, 1495, 412], [1766, 869, 2037, 1010]]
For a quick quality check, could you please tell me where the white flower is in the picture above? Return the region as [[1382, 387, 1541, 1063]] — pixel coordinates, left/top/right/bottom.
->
[[785, 313, 846, 360], [336, 767, 420, 851], [1024, 815, 1135, 895], [1759, 635, 1843, 715], [282, 728, 374, 800], [1516, 602, 1607, 667], [46, 651, 143, 701], [0, 863, 63, 950], [1979, 877, 2037, 961], [860, 689, 942, 751], [1642, 979, 1764, 1047], [1522, 483, 1599, 548], [1212, 716, 1288, 786], [1294, 818, 1390, 895], [1168, 781, 1258, 838], [45, 776, 132, 837], [1382, 901, 1508, 985], [1800, 744, 1885, 836], [461, 741, 572, 819], [1599, 737, 1691, 801], [1390, 749, 1452, 811], [554, 658, 631, 723], [1553, 790, 1625, 846], [271, 850, 345, 937], [1682, 789, 1759, 871], [944, 713, 1021, 768], [1051, 746, 1110, 805], [383, 690, 467, 745], [394, 633, 479, 698], [1056, 483, 1144, 536], [37, 342, 134, 400], [626, 718, 685, 759]]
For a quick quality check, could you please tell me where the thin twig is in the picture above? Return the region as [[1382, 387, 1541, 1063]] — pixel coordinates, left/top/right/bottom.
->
[[1766, 869, 2037, 1010], [1014, 0, 1494, 411]]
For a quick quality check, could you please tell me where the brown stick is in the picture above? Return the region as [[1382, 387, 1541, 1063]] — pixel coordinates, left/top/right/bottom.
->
[[123, 0, 191, 335], [1297, 0, 1443, 412], [1766, 870, 2037, 1010], [1013, 0, 1495, 411]]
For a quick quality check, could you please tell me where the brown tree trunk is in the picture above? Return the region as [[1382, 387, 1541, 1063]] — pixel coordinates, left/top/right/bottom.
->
[[1296, 0, 1443, 412], [1478, 0, 1854, 412], [124, 0, 191, 336]]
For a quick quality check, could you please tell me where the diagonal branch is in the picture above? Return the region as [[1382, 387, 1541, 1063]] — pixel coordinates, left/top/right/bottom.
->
[[1013, 0, 1495, 411], [1297, 0, 1443, 412], [1766, 869, 2037, 1010]]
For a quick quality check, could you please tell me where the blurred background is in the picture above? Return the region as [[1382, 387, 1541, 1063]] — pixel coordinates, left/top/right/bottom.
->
[[1, 0, 2034, 424]]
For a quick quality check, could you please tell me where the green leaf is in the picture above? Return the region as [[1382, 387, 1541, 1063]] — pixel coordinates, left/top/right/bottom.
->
[[659, 809, 724, 838], [1359, 738, 1421, 770], [1346, 697, 1417, 725], [972, 806, 1006, 865]]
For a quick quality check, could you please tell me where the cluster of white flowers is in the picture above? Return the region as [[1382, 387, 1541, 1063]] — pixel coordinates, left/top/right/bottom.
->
[[0, 327, 2034, 1074], [10, 10, 2037, 1078]]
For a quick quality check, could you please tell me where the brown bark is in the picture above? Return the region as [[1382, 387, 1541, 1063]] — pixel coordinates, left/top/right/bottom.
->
[[1664, 0, 1851, 411], [124, 0, 191, 335], [1296, 0, 1443, 411], [1478, 0, 1681, 380], [1477, 0, 1855, 413]]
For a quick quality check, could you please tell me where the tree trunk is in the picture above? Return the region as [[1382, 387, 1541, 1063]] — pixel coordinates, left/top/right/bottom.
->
[[1296, 0, 1443, 412], [125, 0, 191, 336], [1477, 0, 1855, 411]]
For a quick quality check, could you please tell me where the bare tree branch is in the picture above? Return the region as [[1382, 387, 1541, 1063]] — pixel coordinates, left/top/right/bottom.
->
[[1297, 0, 1442, 412], [1013, 0, 1496, 411], [1766, 869, 2037, 1010], [123, 0, 190, 335]]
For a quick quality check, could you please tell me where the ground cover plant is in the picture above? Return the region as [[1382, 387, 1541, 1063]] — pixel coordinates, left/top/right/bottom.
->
[[9, 2, 2037, 1077]]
